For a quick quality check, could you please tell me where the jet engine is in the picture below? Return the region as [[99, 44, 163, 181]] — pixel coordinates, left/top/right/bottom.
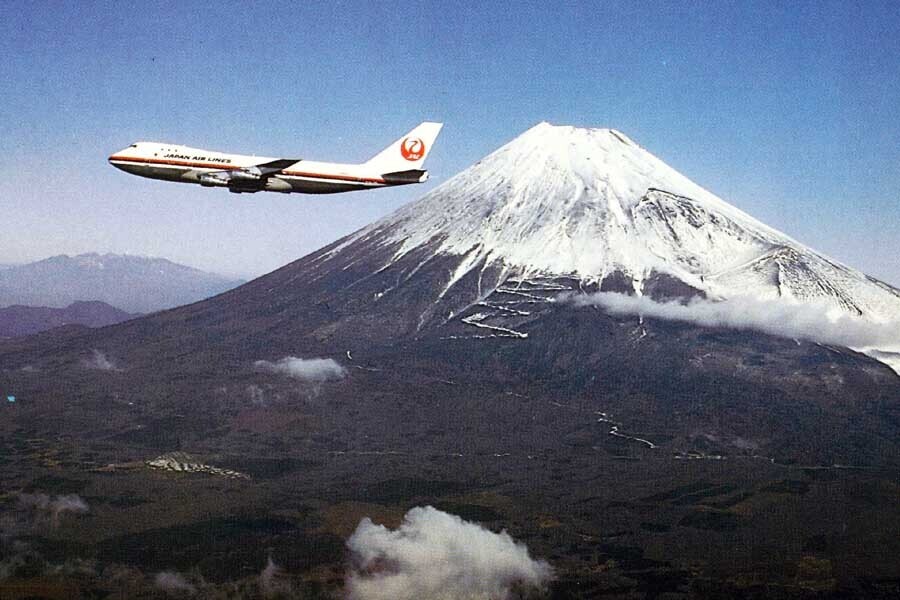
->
[[198, 172, 231, 187], [228, 167, 263, 182]]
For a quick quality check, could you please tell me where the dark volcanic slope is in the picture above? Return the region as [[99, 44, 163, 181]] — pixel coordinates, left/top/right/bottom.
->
[[2, 225, 898, 466]]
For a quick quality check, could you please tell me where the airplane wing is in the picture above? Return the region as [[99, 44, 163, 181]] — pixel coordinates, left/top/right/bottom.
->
[[252, 158, 300, 175], [199, 158, 300, 189]]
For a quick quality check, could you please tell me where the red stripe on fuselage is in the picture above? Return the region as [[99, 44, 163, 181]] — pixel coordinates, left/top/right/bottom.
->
[[107, 155, 386, 185]]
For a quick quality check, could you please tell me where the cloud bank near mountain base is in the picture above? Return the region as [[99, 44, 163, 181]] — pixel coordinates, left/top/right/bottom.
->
[[565, 292, 900, 351]]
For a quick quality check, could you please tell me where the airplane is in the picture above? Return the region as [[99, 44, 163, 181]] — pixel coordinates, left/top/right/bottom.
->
[[108, 122, 443, 194]]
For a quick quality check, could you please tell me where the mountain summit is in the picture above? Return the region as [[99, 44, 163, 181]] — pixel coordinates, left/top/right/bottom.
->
[[331, 122, 900, 324]]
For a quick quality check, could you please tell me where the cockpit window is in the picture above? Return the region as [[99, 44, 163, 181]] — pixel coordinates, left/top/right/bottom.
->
[[129, 144, 138, 148]]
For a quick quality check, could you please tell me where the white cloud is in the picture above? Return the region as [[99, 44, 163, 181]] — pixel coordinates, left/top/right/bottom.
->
[[565, 292, 900, 351], [254, 356, 346, 382], [17, 493, 88, 527], [246, 384, 266, 406], [346, 506, 552, 600], [259, 557, 291, 598], [154, 571, 196, 594], [82, 349, 120, 371]]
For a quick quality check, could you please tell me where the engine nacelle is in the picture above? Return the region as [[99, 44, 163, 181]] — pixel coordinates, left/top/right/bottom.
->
[[198, 167, 275, 192], [199, 172, 230, 187], [228, 167, 262, 182]]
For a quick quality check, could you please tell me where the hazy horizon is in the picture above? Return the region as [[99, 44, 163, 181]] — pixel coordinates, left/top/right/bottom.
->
[[3, 2, 898, 285]]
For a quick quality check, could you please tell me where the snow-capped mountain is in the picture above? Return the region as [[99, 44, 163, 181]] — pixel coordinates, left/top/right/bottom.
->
[[2, 124, 899, 599], [0, 253, 244, 313], [336, 122, 900, 324], [3, 124, 897, 382], [2, 121, 899, 475]]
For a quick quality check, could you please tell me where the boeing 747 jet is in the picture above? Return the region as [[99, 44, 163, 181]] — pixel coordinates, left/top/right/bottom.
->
[[108, 122, 443, 194]]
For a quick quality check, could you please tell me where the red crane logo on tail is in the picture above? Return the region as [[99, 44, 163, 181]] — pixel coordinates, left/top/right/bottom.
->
[[400, 137, 425, 161]]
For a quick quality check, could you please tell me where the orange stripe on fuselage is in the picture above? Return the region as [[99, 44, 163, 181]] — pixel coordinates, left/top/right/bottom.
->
[[279, 169, 384, 184], [107, 155, 387, 185]]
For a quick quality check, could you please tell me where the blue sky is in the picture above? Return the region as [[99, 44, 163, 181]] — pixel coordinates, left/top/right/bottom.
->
[[2, 1, 898, 283]]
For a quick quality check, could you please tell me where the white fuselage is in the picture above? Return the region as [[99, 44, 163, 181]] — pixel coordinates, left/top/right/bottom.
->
[[108, 142, 425, 194]]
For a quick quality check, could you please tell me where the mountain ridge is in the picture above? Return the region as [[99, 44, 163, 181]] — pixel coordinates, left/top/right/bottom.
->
[[0, 252, 244, 313], [0, 300, 139, 338]]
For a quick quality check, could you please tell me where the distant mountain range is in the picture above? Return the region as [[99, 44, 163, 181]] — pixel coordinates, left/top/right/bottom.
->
[[0, 253, 244, 313], [0, 300, 139, 338]]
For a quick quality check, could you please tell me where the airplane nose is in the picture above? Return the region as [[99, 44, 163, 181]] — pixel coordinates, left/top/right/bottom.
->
[[109, 144, 137, 164], [108, 149, 132, 172]]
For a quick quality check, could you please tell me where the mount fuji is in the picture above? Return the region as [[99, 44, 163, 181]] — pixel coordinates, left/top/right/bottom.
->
[[3, 122, 898, 439], [335, 123, 899, 325], [255, 122, 900, 374], [2, 123, 899, 597]]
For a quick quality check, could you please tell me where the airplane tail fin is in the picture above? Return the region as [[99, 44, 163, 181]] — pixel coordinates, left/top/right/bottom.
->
[[363, 122, 443, 173]]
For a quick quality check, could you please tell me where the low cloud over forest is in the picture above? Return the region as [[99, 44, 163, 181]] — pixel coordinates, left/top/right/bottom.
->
[[346, 505, 552, 600], [254, 356, 347, 382]]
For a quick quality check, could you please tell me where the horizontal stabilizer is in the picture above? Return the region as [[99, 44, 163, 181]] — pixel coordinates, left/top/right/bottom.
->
[[381, 169, 429, 184]]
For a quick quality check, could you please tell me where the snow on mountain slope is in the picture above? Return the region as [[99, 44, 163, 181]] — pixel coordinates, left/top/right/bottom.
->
[[334, 122, 900, 328]]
